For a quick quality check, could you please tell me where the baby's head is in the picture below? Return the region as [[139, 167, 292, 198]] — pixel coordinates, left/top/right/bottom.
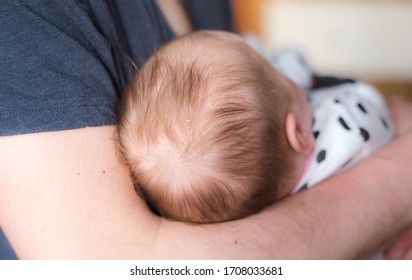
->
[[118, 31, 313, 223]]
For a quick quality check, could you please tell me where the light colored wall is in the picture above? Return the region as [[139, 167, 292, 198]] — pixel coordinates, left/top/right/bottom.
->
[[261, 0, 412, 82]]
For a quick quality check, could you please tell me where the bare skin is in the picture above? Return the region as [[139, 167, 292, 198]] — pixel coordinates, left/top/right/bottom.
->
[[1, 125, 412, 259], [385, 96, 412, 259]]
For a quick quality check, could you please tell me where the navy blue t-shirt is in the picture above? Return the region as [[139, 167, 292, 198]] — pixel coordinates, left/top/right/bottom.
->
[[0, 0, 175, 136], [0, 0, 232, 259]]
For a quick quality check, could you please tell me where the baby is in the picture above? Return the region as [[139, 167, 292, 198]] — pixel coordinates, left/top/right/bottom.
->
[[117, 31, 393, 223]]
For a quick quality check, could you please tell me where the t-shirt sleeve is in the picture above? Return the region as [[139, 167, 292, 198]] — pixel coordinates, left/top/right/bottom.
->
[[0, 1, 120, 136]]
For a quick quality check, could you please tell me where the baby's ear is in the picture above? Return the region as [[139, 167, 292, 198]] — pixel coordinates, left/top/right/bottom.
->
[[285, 112, 312, 154]]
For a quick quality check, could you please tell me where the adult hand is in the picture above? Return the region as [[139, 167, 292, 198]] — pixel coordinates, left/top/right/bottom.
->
[[387, 95, 412, 136], [384, 95, 412, 259], [386, 227, 412, 259]]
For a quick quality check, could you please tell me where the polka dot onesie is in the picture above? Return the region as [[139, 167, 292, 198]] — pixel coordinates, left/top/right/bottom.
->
[[244, 37, 394, 193], [292, 81, 394, 193]]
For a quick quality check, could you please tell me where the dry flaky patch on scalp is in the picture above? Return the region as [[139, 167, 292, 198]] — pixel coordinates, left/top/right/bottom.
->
[[118, 31, 292, 223]]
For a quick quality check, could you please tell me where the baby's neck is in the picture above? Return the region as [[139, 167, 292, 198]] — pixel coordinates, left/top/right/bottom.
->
[[289, 149, 314, 194]]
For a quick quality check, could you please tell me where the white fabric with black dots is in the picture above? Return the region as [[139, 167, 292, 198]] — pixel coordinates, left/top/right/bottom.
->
[[244, 36, 313, 90], [244, 40, 395, 192], [293, 81, 394, 193]]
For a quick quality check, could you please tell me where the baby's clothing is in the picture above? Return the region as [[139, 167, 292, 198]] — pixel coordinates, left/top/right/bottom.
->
[[271, 48, 394, 260], [244, 35, 313, 90], [292, 81, 394, 193], [247, 40, 394, 258], [252, 45, 395, 192]]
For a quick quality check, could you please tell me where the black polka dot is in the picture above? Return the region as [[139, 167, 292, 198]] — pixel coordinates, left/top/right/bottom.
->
[[312, 117, 316, 127], [357, 103, 367, 114], [316, 150, 326, 163], [360, 127, 370, 142], [381, 116, 389, 130], [298, 183, 308, 192], [334, 99, 341, 103], [313, 131, 320, 139], [338, 117, 351, 130]]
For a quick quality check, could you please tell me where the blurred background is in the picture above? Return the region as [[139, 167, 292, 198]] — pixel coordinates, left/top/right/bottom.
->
[[232, 0, 412, 97]]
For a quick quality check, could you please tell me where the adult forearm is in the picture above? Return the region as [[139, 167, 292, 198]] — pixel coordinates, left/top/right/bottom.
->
[[2, 127, 412, 259], [155, 132, 412, 259]]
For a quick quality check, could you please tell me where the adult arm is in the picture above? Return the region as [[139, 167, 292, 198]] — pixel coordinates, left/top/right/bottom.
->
[[381, 96, 412, 259], [1, 125, 412, 259]]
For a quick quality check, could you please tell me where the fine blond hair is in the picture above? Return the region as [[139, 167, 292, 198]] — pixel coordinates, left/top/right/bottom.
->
[[118, 31, 293, 223]]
